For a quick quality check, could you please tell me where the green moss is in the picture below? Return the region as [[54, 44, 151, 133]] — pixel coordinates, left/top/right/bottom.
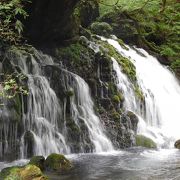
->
[[108, 82, 117, 95], [136, 135, 157, 148], [0, 166, 20, 179], [112, 95, 120, 103], [45, 153, 72, 172], [111, 110, 120, 122], [117, 39, 129, 50], [65, 89, 74, 97], [116, 56, 137, 82], [56, 43, 85, 64], [0, 165, 47, 180], [99, 41, 137, 82], [90, 22, 113, 37], [134, 85, 144, 101], [55, 42, 93, 74], [171, 59, 180, 71]]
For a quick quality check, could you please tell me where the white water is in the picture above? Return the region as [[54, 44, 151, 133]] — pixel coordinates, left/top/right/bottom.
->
[[13, 51, 70, 157], [104, 37, 180, 147], [68, 72, 113, 152], [9, 49, 112, 158]]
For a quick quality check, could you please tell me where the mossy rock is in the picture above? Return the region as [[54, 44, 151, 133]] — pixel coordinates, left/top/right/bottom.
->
[[174, 139, 180, 149], [90, 22, 113, 37], [65, 89, 74, 97], [99, 40, 136, 82], [0, 165, 47, 180], [136, 135, 157, 148], [29, 156, 45, 171], [45, 153, 72, 172], [134, 85, 144, 101], [112, 95, 120, 104]]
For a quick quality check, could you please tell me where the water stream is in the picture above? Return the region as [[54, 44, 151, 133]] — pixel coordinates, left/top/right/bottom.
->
[[0, 49, 113, 159], [104, 37, 180, 147]]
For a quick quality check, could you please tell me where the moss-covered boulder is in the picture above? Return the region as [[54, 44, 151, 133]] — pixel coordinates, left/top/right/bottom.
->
[[174, 139, 180, 149], [0, 165, 47, 180], [29, 156, 45, 171], [45, 153, 72, 172], [90, 22, 113, 37], [136, 135, 157, 148]]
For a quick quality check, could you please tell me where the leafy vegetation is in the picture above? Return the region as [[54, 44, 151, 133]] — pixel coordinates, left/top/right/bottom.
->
[[0, 0, 30, 44], [0, 73, 28, 100], [99, 0, 180, 76]]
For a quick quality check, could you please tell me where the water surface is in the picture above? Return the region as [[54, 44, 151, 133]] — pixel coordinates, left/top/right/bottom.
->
[[45, 148, 180, 180]]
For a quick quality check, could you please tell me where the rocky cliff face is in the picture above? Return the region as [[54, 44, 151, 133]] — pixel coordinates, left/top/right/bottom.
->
[[25, 0, 99, 45]]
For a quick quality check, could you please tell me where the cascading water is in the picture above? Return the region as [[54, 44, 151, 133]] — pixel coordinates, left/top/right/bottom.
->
[[12, 51, 70, 157], [3, 48, 113, 159], [104, 37, 180, 147], [62, 70, 113, 152]]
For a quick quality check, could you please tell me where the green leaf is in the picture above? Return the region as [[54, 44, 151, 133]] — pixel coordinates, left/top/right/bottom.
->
[[15, 20, 23, 35]]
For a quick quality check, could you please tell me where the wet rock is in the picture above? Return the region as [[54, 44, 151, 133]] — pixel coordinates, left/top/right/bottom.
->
[[136, 135, 157, 148], [25, 0, 99, 44], [45, 153, 72, 172], [24, 131, 35, 158], [174, 139, 180, 149], [0, 165, 47, 180], [126, 111, 139, 133], [29, 156, 46, 171]]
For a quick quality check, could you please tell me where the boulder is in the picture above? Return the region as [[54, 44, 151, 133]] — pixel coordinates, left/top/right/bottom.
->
[[136, 135, 157, 148], [45, 153, 72, 172], [90, 22, 113, 37], [0, 165, 47, 180], [29, 156, 46, 171], [174, 139, 180, 149]]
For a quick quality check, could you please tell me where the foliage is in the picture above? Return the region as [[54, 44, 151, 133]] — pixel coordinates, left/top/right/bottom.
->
[[0, 0, 30, 44], [99, 0, 180, 75], [90, 21, 113, 37], [0, 73, 28, 100]]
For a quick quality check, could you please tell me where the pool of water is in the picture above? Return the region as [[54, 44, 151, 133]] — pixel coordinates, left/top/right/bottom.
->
[[47, 148, 180, 180], [1, 148, 180, 180]]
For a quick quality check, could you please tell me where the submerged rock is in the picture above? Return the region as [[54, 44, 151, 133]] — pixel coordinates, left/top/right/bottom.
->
[[45, 153, 72, 172], [136, 135, 157, 148], [174, 139, 180, 149]]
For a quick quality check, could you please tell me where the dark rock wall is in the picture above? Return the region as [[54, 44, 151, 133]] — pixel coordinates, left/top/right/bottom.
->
[[25, 0, 99, 45]]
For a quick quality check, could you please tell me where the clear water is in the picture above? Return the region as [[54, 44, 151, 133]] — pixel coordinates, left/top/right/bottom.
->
[[45, 149, 180, 180]]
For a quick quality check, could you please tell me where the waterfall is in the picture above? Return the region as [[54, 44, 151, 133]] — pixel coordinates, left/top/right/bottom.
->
[[105, 37, 180, 147], [63, 71, 113, 152], [12, 51, 70, 157], [4, 49, 113, 158]]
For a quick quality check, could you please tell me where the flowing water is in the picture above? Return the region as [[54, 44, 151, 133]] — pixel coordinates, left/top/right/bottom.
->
[[103, 37, 180, 148], [7, 49, 112, 158], [1, 38, 180, 179], [43, 148, 180, 180], [63, 71, 113, 152]]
